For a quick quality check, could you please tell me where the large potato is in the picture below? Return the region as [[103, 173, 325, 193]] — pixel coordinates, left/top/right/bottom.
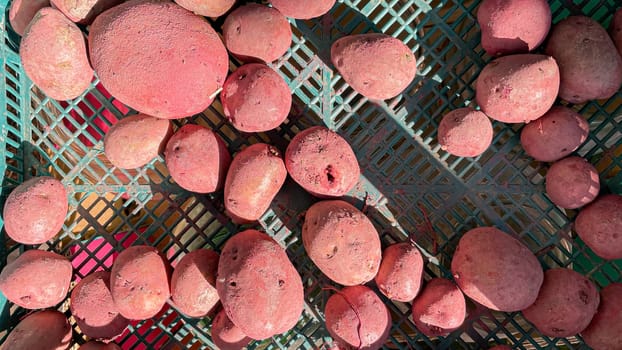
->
[[411, 278, 466, 337], [575, 194, 622, 260], [269, 0, 336, 19], [211, 309, 251, 350], [216, 230, 304, 340], [451, 227, 544, 312], [89, 0, 229, 119], [8, 0, 48, 36], [545, 156, 599, 209], [437, 107, 493, 157], [581, 283, 622, 350], [50, 0, 122, 23], [1, 310, 71, 350], [374, 242, 424, 302], [171, 249, 220, 318], [174, 0, 234, 17]]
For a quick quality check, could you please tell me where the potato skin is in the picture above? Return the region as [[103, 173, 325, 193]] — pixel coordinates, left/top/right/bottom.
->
[[545, 156, 599, 209], [0, 250, 72, 309], [475, 54, 559, 123], [325, 286, 391, 350], [303, 200, 381, 286], [20, 7, 93, 101], [374, 242, 424, 302], [611, 9, 622, 56], [80, 342, 122, 350], [89, 0, 229, 119], [8, 0, 48, 36], [174, 0, 235, 17], [331, 33, 417, 100], [50, 0, 123, 24], [411, 278, 466, 337], [269, 0, 336, 19], [545, 16, 622, 104], [581, 283, 622, 350], [437, 108, 493, 157], [520, 106, 589, 162], [216, 230, 304, 340], [1, 310, 72, 350], [451, 227, 544, 312], [211, 309, 252, 350], [3, 176, 68, 244], [575, 194, 622, 260], [110, 245, 171, 320], [170, 249, 220, 318]]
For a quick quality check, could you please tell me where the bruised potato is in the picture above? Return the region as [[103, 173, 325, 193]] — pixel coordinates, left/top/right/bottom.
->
[[1, 310, 71, 350]]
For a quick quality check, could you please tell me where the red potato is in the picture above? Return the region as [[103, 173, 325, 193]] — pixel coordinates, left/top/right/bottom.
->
[[411, 278, 466, 337], [303, 200, 381, 286], [581, 283, 622, 350], [110, 245, 171, 320], [574, 194, 622, 260], [285, 126, 360, 197], [70, 271, 129, 340], [545, 156, 599, 209], [489, 346, 512, 350], [222, 4, 292, 63], [165, 124, 231, 194], [216, 230, 304, 340], [3, 176, 68, 244], [520, 106, 589, 162], [80, 342, 122, 350], [8, 0, 48, 36], [269, 0, 336, 19], [104, 114, 172, 169], [451, 227, 544, 312], [545, 16, 622, 104], [475, 54, 560, 123], [20, 7, 93, 101], [331, 33, 417, 100], [611, 9, 622, 56], [374, 242, 424, 302], [50, 0, 122, 23], [89, 0, 229, 119], [174, 0, 234, 17], [437, 107, 493, 157], [0, 310, 71, 350], [171, 249, 220, 318], [0, 250, 72, 309], [221, 64, 292, 132], [325, 286, 391, 350], [211, 309, 252, 350]]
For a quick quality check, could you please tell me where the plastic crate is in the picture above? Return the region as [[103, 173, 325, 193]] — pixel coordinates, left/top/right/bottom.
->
[[1, 0, 622, 348]]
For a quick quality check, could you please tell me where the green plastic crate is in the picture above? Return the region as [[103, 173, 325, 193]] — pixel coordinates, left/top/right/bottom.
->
[[1, 0, 622, 349]]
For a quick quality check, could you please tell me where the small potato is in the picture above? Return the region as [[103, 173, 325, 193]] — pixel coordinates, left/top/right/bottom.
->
[[451, 227, 544, 312], [269, 0, 335, 19], [545, 156, 599, 209], [411, 278, 466, 337], [211, 309, 252, 350], [20, 7, 93, 101], [50, 0, 122, 23], [221, 64, 292, 132], [325, 286, 391, 350], [3, 176, 68, 244], [575, 194, 622, 260], [174, 0, 234, 17], [331, 33, 417, 100], [0, 250, 72, 309], [374, 242, 424, 302], [216, 230, 304, 340], [545, 16, 622, 104], [520, 106, 589, 162], [285, 126, 360, 197], [522, 268, 599, 337], [171, 249, 220, 318], [165, 124, 231, 194], [8, 0, 48, 36], [80, 342, 122, 350], [475, 54, 559, 123], [303, 200, 381, 286], [222, 4, 292, 63], [104, 114, 172, 169], [611, 9, 622, 56], [437, 107, 493, 157], [581, 283, 622, 350], [110, 245, 171, 320], [1, 310, 71, 350]]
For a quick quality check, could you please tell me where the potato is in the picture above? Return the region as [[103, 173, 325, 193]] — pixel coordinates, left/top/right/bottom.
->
[[522, 268, 599, 337], [374, 242, 424, 302], [110, 245, 171, 320], [520, 106, 589, 162], [303, 200, 381, 286], [575, 194, 622, 260], [451, 227, 544, 312], [222, 4, 292, 63], [174, 0, 234, 17], [20, 7, 93, 101], [221, 64, 292, 132], [581, 283, 622, 350], [545, 156, 599, 209], [0, 250, 72, 309], [611, 9, 622, 56], [331, 33, 417, 100], [324, 286, 391, 350], [89, 0, 229, 119], [3, 176, 68, 244], [475, 54, 559, 123], [437, 107, 493, 157], [80, 342, 122, 350], [285, 126, 359, 197], [70, 271, 129, 340], [489, 346, 511, 350], [165, 124, 231, 194], [477, 0, 551, 56], [104, 114, 172, 169], [411, 278, 466, 337], [269, 0, 336, 19], [211, 309, 251, 350], [8, 0, 48, 36], [216, 230, 304, 340], [545, 16, 622, 104], [224, 143, 287, 222], [171, 249, 220, 318], [1, 310, 71, 350], [50, 0, 122, 23]]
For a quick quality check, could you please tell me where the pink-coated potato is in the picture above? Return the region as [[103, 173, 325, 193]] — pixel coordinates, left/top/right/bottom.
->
[[411, 278, 466, 337], [80, 342, 122, 350], [1, 310, 71, 350], [269, 0, 336, 19], [611, 9, 622, 56], [374, 242, 424, 302], [575, 194, 622, 260], [437, 107, 493, 157], [545, 156, 599, 209], [581, 283, 622, 350], [8, 0, 48, 36], [174, 0, 234, 17], [50, 0, 123, 23], [211, 309, 252, 350], [171, 249, 220, 318]]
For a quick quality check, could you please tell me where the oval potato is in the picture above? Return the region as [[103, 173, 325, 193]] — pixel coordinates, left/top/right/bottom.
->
[[1, 310, 72, 350], [211, 309, 252, 350], [574, 194, 622, 260], [174, 0, 235, 17], [545, 156, 599, 209], [581, 283, 622, 350], [437, 107, 493, 157], [8, 0, 48, 36], [170, 249, 220, 318], [374, 242, 424, 302], [411, 278, 466, 337], [269, 0, 336, 19]]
